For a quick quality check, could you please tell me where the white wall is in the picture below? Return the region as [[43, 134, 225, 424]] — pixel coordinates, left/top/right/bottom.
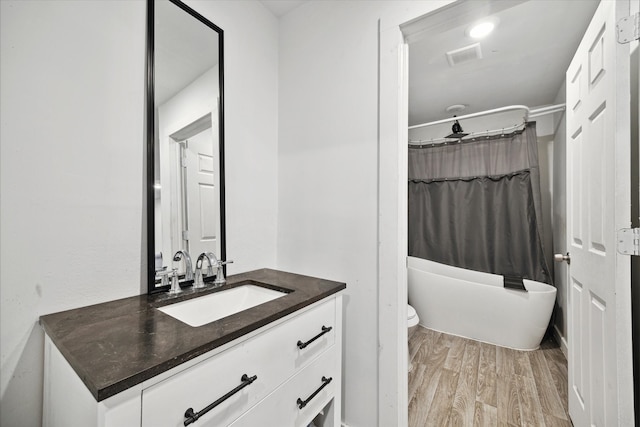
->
[[277, 4, 379, 421], [0, 3, 145, 425], [277, 2, 451, 425], [0, 1, 279, 425], [551, 82, 569, 353], [535, 113, 556, 281]]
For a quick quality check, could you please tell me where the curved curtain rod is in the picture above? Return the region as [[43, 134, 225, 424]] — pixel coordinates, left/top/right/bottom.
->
[[409, 122, 527, 147], [408, 103, 566, 131], [528, 103, 567, 118]]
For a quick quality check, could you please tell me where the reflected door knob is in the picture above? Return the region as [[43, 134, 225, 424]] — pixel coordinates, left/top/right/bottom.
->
[[554, 253, 570, 264]]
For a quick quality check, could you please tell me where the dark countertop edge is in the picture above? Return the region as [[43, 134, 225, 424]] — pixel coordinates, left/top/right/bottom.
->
[[41, 321, 102, 401], [40, 269, 346, 402], [96, 287, 344, 400]]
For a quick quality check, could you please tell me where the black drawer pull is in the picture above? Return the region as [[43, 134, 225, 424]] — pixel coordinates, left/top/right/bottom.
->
[[297, 376, 333, 409], [297, 326, 332, 349], [184, 374, 257, 426]]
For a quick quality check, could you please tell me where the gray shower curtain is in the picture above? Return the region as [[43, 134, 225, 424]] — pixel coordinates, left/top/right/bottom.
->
[[408, 123, 551, 284]]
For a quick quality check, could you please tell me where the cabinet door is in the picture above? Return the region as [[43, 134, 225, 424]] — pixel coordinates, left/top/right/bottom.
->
[[230, 348, 338, 427]]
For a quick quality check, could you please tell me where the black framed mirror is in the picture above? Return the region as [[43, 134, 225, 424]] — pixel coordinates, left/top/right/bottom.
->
[[146, 0, 225, 293]]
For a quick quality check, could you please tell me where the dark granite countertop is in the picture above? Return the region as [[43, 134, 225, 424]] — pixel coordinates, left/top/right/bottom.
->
[[39, 268, 345, 402]]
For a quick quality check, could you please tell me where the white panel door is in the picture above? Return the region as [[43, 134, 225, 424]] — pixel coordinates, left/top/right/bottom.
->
[[565, 0, 632, 426], [184, 126, 221, 259]]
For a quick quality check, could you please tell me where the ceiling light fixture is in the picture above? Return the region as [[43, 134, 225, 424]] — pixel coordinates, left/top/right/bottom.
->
[[467, 18, 498, 39]]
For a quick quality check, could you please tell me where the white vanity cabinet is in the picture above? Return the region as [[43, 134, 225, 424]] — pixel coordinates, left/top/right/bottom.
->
[[229, 346, 339, 427], [43, 294, 343, 427]]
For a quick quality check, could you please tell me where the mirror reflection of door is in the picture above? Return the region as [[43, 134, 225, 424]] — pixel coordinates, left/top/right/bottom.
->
[[171, 115, 220, 260], [156, 64, 219, 269]]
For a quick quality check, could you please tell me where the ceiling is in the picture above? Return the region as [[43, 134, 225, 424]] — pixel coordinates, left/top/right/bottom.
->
[[260, 0, 308, 17], [407, 0, 600, 127]]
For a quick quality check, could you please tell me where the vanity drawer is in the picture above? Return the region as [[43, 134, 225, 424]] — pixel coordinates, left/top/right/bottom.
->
[[273, 297, 336, 371], [229, 346, 338, 427], [141, 298, 336, 427]]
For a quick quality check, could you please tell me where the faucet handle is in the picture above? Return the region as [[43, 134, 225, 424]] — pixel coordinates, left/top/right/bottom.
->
[[213, 260, 233, 286], [168, 268, 182, 295], [156, 267, 171, 288]]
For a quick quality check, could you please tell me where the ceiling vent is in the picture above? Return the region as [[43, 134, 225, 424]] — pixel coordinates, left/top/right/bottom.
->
[[446, 43, 483, 67]]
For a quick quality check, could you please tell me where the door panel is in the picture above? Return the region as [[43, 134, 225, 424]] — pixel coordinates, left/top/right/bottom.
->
[[185, 126, 221, 259], [570, 279, 585, 408]]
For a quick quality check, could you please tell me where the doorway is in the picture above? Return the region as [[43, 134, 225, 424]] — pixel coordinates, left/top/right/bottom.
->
[[377, 0, 635, 424]]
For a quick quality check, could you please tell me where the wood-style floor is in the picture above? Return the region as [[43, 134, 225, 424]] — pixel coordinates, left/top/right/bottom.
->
[[408, 326, 571, 427]]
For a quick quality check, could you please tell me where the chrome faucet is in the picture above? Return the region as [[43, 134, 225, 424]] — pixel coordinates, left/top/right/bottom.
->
[[173, 250, 194, 282], [194, 253, 216, 288], [205, 252, 219, 276]]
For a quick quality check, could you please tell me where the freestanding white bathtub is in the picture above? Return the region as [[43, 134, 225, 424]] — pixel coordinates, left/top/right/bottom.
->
[[407, 256, 556, 350]]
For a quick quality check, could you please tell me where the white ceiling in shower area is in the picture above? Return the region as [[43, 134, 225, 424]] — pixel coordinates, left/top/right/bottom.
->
[[407, 0, 600, 130]]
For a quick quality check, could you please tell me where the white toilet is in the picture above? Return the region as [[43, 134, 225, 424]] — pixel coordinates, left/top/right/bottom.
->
[[407, 304, 419, 372]]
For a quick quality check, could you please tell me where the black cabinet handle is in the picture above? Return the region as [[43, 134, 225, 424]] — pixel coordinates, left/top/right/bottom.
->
[[184, 374, 257, 426], [297, 376, 333, 409], [297, 326, 332, 349]]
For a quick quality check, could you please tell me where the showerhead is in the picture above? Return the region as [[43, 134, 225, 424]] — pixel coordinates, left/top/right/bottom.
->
[[444, 116, 468, 139], [444, 132, 469, 139]]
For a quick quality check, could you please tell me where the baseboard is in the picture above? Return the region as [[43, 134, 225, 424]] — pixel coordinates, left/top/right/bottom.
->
[[553, 324, 569, 358]]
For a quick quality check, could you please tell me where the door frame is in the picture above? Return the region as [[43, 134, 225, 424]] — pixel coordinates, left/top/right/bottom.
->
[[378, 2, 456, 425]]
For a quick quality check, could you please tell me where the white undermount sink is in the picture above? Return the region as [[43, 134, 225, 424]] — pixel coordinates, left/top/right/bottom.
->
[[157, 284, 288, 327]]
